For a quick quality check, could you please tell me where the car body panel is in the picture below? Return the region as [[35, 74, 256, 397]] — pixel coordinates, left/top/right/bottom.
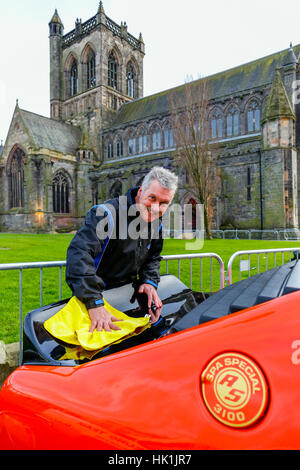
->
[[1, 288, 300, 450]]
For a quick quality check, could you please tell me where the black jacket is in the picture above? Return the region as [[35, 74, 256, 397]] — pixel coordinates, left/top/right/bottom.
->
[[65, 187, 163, 309]]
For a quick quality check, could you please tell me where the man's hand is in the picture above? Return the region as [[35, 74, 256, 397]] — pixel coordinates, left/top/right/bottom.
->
[[88, 306, 123, 333], [138, 283, 163, 323]]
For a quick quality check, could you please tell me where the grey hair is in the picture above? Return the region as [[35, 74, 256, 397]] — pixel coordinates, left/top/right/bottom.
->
[[141, 167, 178, 193]]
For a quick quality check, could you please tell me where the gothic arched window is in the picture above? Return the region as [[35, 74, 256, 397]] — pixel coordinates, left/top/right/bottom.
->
[[70, 60, 78, 96], [108, 51, 118, 89], [211, 110, 223, 139], [138, 130, 147, 153], [116, 137, 123, 157], [184, 197, 198, 231], [128, 133, 136, 155], [106, 140, 114, 159], [87, 49, 96, 89], [126, 62, 136, 98], [247, 101, 261, 132], [52, 172, 70, 214], [110, 180, 122, 198], [8, 147, 25, 208], [226, 107, 239, 137], [151, 124, 162, 150], [164, 123, 174, 148]]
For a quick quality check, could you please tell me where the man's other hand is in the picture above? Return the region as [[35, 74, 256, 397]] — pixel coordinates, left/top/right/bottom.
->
[[88, 306, 123, 333], [138, 283, 163, 323]]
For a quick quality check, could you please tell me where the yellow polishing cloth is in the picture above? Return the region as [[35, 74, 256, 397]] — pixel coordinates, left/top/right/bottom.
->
[[44, 296, 151, 353]]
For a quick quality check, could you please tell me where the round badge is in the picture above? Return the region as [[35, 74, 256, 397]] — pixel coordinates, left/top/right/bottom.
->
[[201, 352, 269, 428]]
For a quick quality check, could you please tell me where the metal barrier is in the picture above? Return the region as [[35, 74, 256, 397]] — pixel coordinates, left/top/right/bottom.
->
[[0, 261, 66, 365], [211, 228, 300, 241], [4, 248, 300, 364], [281, 229, 300, 241], [249, 229, 280, 240], [162, 253, 225, 292], [226, 247, 300, 285], [2, 248, 300, 365], [0, 253, 225, 365]]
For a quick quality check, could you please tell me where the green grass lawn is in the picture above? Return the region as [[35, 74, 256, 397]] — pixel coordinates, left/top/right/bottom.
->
[[1, 232, 300, 344]]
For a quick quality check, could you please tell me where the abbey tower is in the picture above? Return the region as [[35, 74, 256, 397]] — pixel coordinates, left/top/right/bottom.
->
[[49, 2, 145, 160]]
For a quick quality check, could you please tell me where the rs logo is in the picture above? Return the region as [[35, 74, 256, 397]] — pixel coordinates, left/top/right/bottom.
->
[[219, 374, 246, 402], [219, 374, 239, 387]]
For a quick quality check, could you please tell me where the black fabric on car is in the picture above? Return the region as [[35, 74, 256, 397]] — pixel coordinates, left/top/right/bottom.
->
[[170, 261, 300, 334]]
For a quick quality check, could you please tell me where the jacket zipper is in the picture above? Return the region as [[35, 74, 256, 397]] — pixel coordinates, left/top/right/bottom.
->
[[136, 238, 142, 272]]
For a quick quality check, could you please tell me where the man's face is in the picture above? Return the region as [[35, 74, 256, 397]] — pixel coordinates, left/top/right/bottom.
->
[[135, 179, 175, 222]]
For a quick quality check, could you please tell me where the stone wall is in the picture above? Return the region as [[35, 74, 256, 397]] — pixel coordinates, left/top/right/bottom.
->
[[0, 342, 19, 389], [217, 137, 262, 229]]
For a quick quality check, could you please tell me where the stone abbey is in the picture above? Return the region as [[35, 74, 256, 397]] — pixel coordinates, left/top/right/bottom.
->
[[0, 1, 299, 233]]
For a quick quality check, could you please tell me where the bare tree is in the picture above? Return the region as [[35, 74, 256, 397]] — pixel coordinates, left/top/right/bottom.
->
[[168, 76, 218, 239]]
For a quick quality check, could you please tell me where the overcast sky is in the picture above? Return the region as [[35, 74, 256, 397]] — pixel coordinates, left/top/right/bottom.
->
[[1, 0, 300, 141]]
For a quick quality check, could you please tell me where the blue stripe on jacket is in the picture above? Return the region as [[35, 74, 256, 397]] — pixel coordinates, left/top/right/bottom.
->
[[93, 204, 114, 273]]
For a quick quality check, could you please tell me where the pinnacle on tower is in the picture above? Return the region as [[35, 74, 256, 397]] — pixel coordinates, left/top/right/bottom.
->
[[97, 1, 106, 25], [98, 1, 105, 14], [49, 9, 63, 26], [283, 42, 297, 66], [261, 69, 295, 124], [49, 9, 64, 36]]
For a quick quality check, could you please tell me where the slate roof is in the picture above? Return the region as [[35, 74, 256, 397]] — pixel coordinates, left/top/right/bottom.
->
[[19, 108, 81, 155], [110, 44, 300, 129]]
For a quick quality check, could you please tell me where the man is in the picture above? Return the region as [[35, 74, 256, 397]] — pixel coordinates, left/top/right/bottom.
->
[[66, 166, 178, 333]]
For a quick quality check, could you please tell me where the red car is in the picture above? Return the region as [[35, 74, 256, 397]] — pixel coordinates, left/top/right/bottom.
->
[[0, 262, 300, 450]]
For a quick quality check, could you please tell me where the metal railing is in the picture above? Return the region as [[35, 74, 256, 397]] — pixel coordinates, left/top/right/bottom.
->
[[0, 253, 225, 365], [211, 228, 300, 241], [226, 247, 300, 285], [3, 248, 300, 365], [162, 253, 225, 292], [0, 261, 66, 365], [0, 253, 224, 316], [4, 247, 300, 364]]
